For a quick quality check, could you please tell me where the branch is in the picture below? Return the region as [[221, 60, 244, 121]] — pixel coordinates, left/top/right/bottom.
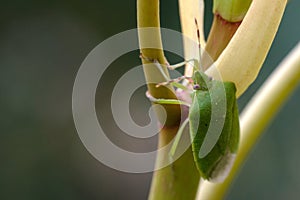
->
[[137, 1, 200, 199], [206, 0, 288, 97], [137, 0, 181, 126]]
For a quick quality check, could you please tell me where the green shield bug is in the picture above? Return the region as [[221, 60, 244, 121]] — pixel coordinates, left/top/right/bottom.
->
[[188, 71, 239, 182], [140, 20, 240, 183]]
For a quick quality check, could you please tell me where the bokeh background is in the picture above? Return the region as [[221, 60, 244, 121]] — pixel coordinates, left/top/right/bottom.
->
[[1, 0, 299, 199]]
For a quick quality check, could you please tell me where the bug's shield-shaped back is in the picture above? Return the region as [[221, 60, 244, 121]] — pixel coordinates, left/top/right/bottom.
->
[[189, 79, 239, 182]]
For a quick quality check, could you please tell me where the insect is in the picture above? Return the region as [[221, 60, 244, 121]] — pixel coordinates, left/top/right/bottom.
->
[[141, 20, 240, 183]]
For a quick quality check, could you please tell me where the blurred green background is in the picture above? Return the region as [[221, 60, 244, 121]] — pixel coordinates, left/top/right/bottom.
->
[[0, 0, 299, 200]]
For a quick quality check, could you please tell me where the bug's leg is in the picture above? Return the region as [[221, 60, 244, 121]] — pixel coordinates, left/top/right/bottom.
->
[[156, 76, 193, 89], [166, 58, 198, 70], [140, 53, 198, 78], [139, 53, 157, 63], [168, 117, 189, 175], [169, 118, 189, 159], [140, 53, 195, 92], [139, 53, 171, 81], [140, 52, 197, 70], [146, 91, 190, 107]]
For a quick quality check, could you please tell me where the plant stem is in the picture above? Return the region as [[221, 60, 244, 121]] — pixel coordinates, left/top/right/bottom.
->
[[213, 0, 252, 22], [204, 0, 252, 70], [197, 42, 300, 200], [148, 126, 200, 200], [206, 0, 288, 97], [203, 14, 241, 70], [137, 0, 180, 126], [137, 0, 200, 199]]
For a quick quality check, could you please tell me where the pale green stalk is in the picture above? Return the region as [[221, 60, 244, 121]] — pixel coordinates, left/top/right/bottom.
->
[[137, 0, 200, 199], [137, 0, 181, 126], [213, 0, 252, 22], [207, 0, 288, 97]]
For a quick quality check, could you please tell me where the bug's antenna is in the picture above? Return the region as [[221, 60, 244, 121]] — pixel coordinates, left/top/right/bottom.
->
[[194, 18, 204, 71]]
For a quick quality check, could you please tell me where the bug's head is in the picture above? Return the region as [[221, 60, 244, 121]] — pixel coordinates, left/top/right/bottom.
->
[[193, 71, 211, 90], [193, 84, 201, 90]]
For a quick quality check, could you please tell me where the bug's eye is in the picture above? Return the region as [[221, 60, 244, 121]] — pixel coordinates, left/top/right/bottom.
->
[[193, 84, 201, 90]]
